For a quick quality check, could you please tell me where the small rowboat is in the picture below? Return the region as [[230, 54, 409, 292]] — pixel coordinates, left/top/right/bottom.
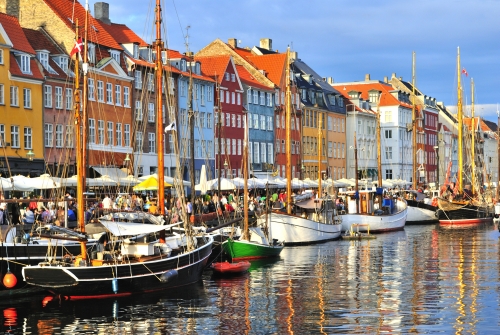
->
[[211, 261, 251, 274]]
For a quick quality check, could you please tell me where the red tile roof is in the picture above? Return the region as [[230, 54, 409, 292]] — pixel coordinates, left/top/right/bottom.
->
[[236, 65, 272, 91], [97, 22, 148, 47], [333, 82, 412, 108], [166, 49, 187, 59], [195, 55, 231, 84], [127, 56, 214, 82], [463, 117, 491, 132], [245, 53, 286, 86], [43, 0, 122, 50], [0, 13, 35, 54], [9, 57, 44, 80], [226, 43, 253, 58]]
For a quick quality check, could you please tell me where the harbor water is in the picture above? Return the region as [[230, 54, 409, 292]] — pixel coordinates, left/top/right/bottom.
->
[[1, 223, 500, 334]]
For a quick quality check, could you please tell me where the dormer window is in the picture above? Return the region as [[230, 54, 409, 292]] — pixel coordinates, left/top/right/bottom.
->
[[88, 43, 96, 63], [58, 56, 69, 72], [133, 44, 139, 58], [181, 59, 186, 72], [368, 90, 380, 103], [161, 51, 167, 65], [110, 50, 120, 64], [329, 95, 336, 106], [16, 53, 31, 74], [195, 62, 200, 75], [37, 51, 49, 69]]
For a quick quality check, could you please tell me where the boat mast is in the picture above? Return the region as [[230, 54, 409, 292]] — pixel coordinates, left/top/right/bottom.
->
[[216, 80, 222, 196], [471, 79, 475, 195], [354, 132, 359, 214], [73, 19, 86, 259], [497, 105, 500, 202], [242, 113, 249, 241], [187, 50, 195, 208], [412, 51, 417, 190], [154, 0, 165, 215], [81, 0, 89, 196], [285, 47, 292, 214], [376, 104, 382, 205], [457, 47, 463, 193], [318, 113, 322, 197]]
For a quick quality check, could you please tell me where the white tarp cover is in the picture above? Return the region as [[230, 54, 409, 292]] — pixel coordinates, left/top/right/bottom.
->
[[99, 220, 178, 237]]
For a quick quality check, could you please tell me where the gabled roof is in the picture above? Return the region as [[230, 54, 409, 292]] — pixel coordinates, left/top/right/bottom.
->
[[195, 55, 231, 84], [226, 42, 253, 58], [43, 0, 122, 50], [333, 82, 412, 108], [96, 22, 148, 47], [463, 117, 491, 133], [0, 13, 35, 54], [166, 49, 187, 60], [245, 53, 286, 87], [9, 57, 44, 80], [236, 65, 272, 91]]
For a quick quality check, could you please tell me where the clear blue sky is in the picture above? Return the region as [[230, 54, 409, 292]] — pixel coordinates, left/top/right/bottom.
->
[[93, 0, 500, 123]]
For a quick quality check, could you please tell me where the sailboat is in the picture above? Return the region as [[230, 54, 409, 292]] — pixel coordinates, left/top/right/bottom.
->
[[22, 0, 213, 298], [221, 110, 284, 260], [339, 94, 408, 233], [254, 48, 342, 245], [436, 47, 492, 227]]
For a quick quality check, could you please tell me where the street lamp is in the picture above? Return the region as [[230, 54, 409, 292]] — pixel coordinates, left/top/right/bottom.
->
[[223, 159, 228, 178], [26, 150, 35, 161], [124, 153, 131, 175], [433, 145, 439, 190]]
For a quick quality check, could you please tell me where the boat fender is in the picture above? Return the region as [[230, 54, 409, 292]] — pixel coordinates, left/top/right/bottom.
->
[[160, 269, 178, 283], [2, 271, 17, 289], [112, 278, 119, 293]]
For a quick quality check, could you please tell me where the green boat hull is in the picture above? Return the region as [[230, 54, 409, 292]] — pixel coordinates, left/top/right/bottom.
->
[[222, 239, 284, 261]]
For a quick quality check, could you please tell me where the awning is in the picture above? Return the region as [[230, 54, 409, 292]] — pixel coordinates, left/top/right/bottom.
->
[[91, 167, 127, 180]]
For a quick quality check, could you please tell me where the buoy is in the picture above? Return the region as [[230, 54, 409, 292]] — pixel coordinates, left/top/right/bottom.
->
[[111, 278, 118, 293], [160, 269, 178, 283], [3, 308, 17, 327], [3, 271, 17, 289]]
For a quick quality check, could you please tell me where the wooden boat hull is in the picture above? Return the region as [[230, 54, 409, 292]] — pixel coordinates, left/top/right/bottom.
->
[[340, 204, 407, 233], [211, 261, 251, 274], [437, 199, 493, 227], [22, 236, 213, 299], [221, 239, 283, 261], [256, 212, 342, 245]]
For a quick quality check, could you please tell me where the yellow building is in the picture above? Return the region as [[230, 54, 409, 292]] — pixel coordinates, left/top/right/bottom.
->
[[0, 13, 44, 176]]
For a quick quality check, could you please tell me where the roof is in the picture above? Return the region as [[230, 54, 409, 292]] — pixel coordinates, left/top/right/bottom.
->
[[43, 0, 122, 50], [236, 64, 272, 91], [0, 13, 35, 54], [97, 22, 148, 47], [9, 57, 44, 80], [333, 82, 412, 108], [226, 43, 254, 58], [245, 53, 286, 87], [195, 55, 231, 84], [127, 56, 215, 82]]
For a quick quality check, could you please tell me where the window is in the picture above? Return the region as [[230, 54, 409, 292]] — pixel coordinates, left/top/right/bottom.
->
[[385, 130, 392, 139], [231, 92, 235, 104], [124, 124, 130, 147], [23, 88, 31, 108], [88, 78, 95, 100], [10, 86, 18, 106], [0, 124, 4, 147], [194, 83, 199, 100], [106, 83, 113, 103], [231, 114, 235, 127], [136, 131, 143, 151], [253, 90, 258, 104], [232, 139, 237, 155], [97, 81, 104, 101], [253, 142, 260, 163], [267, 143, 273, 163], [123, 86, 130, 107], [19, 54, 30, 73], [267, 116, 273, 130], [207, 85, 213, 102], [201, 85, 205, 105], [385, 169, 393, 179], [107, 122, 113, 145], [88, 43, 96, 63], [89, 119, 95, 143], [253, 114, 259, 129], [115, 85, 121, 105], [237, 139, 241, 155], [384, 110, 392, 122], [44, 124, 53, 147], [0, 50, 3, 64], [58, 56, 69, 73], [225, 73, 230, 81], [134, 71, 142, 89], [65, 125, 73, 148], [55, 124, 63, 147], [385, 146, 392, 160], [237, 93, 241, 105], [260, 92, 265, 105], [260, 143, 266, 163], [110, 50, 120, 63], [116, 123, 122, 146], [207, 113, 212, 129], [266, 92, 272, 107], [247, 89, 252, 104], [135, 101, 142, 121], [148, 103, 155, 122], [10, 125, 19, 148], [97, 120, 105, 145], [220, 89, 224, 103], [231, 73, 235, 82], [0, 84, 3, 104], [237, 115, 241, 128], [65, 88, 72, 110], [147, 73, 154, 91], [276, 115, 280, 128], [276, 139, 280, 153], [260, 115, 265, 129], [226, 91, 229, 103], [55, 87, 63, 109], [148, 132, 155, 153], [226, 113, 230, 127], [24, 127, 32, 149], [200, 112, 205, 128]]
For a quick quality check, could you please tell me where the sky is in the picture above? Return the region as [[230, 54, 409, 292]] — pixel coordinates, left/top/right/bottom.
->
[[93, 0, 500, 123]]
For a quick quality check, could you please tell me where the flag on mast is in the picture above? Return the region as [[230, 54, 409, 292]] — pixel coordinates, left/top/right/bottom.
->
[[70, 38, 84, 58], [461, 68, 468, 77]]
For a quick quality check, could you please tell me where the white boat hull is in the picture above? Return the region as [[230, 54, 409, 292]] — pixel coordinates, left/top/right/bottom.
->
[[340, 201, 408, 233], [406, 206, 437, 223], [257, 212, 342, 245]]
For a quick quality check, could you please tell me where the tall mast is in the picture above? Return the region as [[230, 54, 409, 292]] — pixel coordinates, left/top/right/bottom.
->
[[497, 105, 500, 202], [73, 19, 86, 259], [412, 51, 418, 190], [285, 47, 292, 214], [457, 47, 463, 193], [318, 113, 322, 197], [471, 79, 475, 195], [188, 56, 195, 208], [242, 113, 249, 241], [154, 0, 165, 215], [81, 0, 89, 195], [354, 132, 359, 214], [376, 104, 382, 205], [216, 80, 222, 196]]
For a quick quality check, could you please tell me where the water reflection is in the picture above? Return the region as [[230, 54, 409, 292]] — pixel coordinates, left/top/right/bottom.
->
[[1, 224, 500, 333]]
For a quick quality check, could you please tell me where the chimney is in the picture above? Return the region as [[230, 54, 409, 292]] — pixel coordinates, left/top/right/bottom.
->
[[365, 74, 370, 81], [260, 38, 272, 51], [384, 76, 388, 83], [95, 2, 111, 25], [290, 51, 298, 60], [327, 77, 334, 85], [5, 0, 20, 18], [228, 38, 237, 48], [391, 72, 397, 79]]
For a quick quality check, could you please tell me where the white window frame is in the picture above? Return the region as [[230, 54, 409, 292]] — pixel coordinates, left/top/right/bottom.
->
[[23, 88, 31, 109], [116, 123, 122, 146], [123, 86, 130, 107], [44, 123, 53, 147], [107, 121, 113, 146], [24, 127, 32, 149], [65, 88, 72, 110], [88, 78, 95, 100], [124, 124, 130, 147], [148, 102, 155, 122], [97, 120, 104, 145], [135, 71, 142, 89], [10, 86, 18, 107], [10, 125, 19, 148], [55, 124, 63, 148], [55, 87, 63, 109], [148, 132, 155, 153], [115, 85, 121, 106], [97, 80, 104, 102]]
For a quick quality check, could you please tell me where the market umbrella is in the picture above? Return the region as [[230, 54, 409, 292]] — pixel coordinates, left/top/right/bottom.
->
[[133, 176, 172, 191]]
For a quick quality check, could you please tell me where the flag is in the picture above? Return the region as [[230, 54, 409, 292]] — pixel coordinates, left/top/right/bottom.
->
[[164, 122, 176, 132], [461, 68, 468, 77], [70, 38, 83, 58]]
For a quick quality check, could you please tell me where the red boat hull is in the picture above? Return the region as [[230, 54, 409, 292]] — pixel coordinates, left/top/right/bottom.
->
[[211, 261, 251, 274], [439, 217, 493, 227]]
